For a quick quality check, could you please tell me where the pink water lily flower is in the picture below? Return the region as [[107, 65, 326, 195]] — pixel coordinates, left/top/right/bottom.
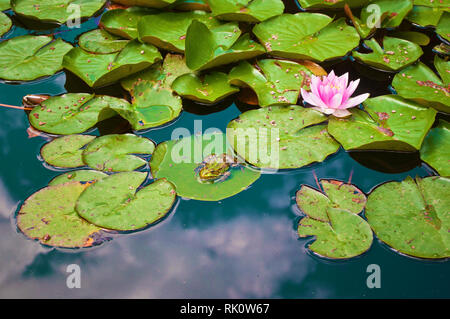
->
[[301, 71, 370, 117]]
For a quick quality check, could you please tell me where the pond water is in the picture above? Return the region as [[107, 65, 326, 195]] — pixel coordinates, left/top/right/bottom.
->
[[0, 3, 448, 298]]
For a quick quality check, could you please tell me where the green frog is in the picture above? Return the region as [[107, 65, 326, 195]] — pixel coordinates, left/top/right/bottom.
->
[[196, 153, 237, 183]]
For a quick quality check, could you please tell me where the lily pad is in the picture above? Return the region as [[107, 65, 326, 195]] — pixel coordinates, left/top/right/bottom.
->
[[63, 39, 162, 88], [392, 56, 450, 113], [0, 35, 73, 81], [150, 132, 261, 201], [78, 29, 129, 54], [0, 0, 10, 11], [420, 120, 450, 176], [172, 72, 239, 104], [49, 170, 108, 186], [406, 5, 444, 27], [353, 37, 423, 71], [227, 105, 340, 169], [82, 134, 155, 172], [11, 0, 106, 24], [328, 95, 437, 151], [138, 11, 220, 52], [297, 0, 371, 9], [111, 0, 176, 8], [413, 0, 450, 8], [28, 94, 129, 135], [389, 31, 430, 46], [0, 11, 11, 37], [100, 7, 157, 39], [366, 176, 450, 259], [76, 172, 177, 231], [228, 59, 316, 107], [41, 134, 96, 168], [172, 0, 209, 11], [208, 0, 284, 22], [436, 11, 450, 42], [185, 20, 265, 71], [253, 15, 360, 62], [17, 182, 107, 248]]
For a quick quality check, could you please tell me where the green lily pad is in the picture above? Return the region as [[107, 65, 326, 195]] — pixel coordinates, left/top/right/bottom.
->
[[11, 0, 106, 24], [138, 11, 220, 52], [436, 11, 450, 42], [100, 7, 157, 39], [172, 0, 209, 11], [0, 11, 11, 37], [413, 0, 450, 8], [406, 5, 444, 27], [328, 95, 437, 152], [392, 56, 450, 113], [297, 0, 371, 9], [420, 120, 450, 176], [49, 170, 108, 186], [78, 29, 129, 54], [82, 134, 155, 172], [111, 0, 176, 8], [76, 172, 177, 231], [0, 0, 10, 11], [353, 37, 423, 71], [296, 180, 367, 222], [28, 94, 128, 135], [150, 132, 261, 201], [208, 0, 284, 22], [63, 39, 162, 88], [227, 105, 340, 169], [17, 182, 107, 248], [298, 207, 373, 259], [41, 135, 96, 168], [253, 15, 360, 62], [366, 176, 450, 259], [389, 31, 430, 46], [361, 0, 413, 29], [185, 20, 265, 71], [228, 59, 315, 107], [0, 35, 72, 81], [172, 72, 239, 104]]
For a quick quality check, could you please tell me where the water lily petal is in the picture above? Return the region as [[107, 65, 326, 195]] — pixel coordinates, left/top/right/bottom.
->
[[301, 88, 327, 108], [329, 93, 343, 109], [341, 93, 370, 109], [332, 109, 352, 117], [343, 79, 360, 102]]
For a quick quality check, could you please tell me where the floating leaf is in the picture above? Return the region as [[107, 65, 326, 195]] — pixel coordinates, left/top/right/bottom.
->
[[253, 15, 360, 62], [436, 11, 450, 42], [353, 37, 423, 71], [296, 180, 367, 222], [11, 0, 106, 24], [229, 59, 316, 107], [0, 35, 72, 81], [172, 71, 239, 104], [389, 31, 430, 46], [392, 56, 450, 113], [28, 94, 128, 135], [227, 105, 340, 169], [0, 0, 10, 11], [420, 120, 450, 176], [138, 11, 220, 52], [49, 170, 108, 186], [41, 135, 96, 168], [413, 0, 450, 8], [361, 0, 413, 28], [150, 132, 261, 201], [63, 39, 162, 88], [100, 7, 157, 39], [208, 0, 284, 22], [172, 0, 210, 11], [76, 172, 177, 231], [17, 182, 107, 248], [111, 0, 176, 8], [78, 29, 129, 54], [328, 95, 437, 151], [185, 20, 265, 71], [82, 134, 155, 172], [366, 176, 450, 259], [406, 5, 444, 27], [0, 11, 11, 37], [297, 0, 371, 9]]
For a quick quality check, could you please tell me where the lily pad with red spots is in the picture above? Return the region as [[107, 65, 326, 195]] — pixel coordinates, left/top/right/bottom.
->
[[100, 7, 157, 39], [49, 170, 108, 186], [420, 120, 450, 177]]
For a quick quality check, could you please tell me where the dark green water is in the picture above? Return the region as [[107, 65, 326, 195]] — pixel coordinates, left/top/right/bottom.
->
[[0, 7, 448, 299]]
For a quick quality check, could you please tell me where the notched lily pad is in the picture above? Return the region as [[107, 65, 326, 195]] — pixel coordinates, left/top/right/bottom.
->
[[63, 39, 162, 88], [82, 134, 155, 172], [17, 182, 109, 248], [253, 14, 360, 62], [76, 172, 177, 231], [0, 35, 72, 82], [78, 29, 129, 54], [366, 176, 450, 259], [150, 132, 261, 201], [41, 134, 96, 168], [328, 95, 437, 151], [208, 0, 284, 22], [227, 105, 340, 169], [420, 120, 450, 176], [49, 170, 108, 186]]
